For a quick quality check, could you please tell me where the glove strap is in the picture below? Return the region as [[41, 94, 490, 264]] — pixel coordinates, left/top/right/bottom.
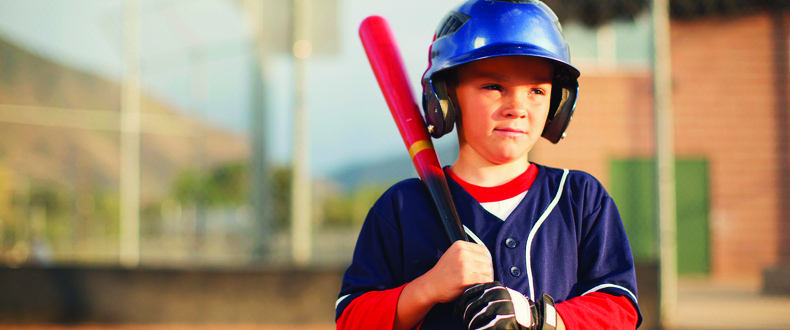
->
[[538, 293, 557, 330]]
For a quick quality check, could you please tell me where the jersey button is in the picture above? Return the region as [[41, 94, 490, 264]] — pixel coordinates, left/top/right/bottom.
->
[[510, 266, 521, 277], [505, 238, 518, 248]]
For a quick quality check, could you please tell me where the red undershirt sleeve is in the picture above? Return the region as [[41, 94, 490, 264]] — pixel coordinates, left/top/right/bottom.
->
[[336, 284, 408, 330], [555, 292, 638, 330]]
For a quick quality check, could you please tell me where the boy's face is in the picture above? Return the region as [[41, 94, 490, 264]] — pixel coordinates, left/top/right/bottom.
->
[[453, 55, 553, 165]]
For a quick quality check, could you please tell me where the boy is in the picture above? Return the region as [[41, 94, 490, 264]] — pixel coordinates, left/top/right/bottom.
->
[[336, 1, 641, 329]]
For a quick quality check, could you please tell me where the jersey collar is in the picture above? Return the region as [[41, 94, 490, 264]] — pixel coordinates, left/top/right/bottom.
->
[[445, 163, 539, 203]]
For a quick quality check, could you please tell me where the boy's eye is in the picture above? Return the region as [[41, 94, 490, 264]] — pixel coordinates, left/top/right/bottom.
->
[[482, 84, 502, 91], [531, 88, 546, 95]]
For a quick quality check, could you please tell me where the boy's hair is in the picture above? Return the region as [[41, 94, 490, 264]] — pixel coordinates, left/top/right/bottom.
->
[[421, 0, 580, 143]]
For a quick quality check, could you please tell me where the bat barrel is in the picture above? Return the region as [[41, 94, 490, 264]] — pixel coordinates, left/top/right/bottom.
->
[[359, 16, 429, 148], [359, 16, 468, 244]]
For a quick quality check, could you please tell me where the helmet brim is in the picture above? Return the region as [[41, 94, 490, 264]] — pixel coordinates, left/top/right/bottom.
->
[[430, 44, 580, 81]]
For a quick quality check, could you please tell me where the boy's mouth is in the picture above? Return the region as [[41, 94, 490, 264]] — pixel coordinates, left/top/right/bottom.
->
[[494, 127, 525, 134], [494, 127, 526, 137]]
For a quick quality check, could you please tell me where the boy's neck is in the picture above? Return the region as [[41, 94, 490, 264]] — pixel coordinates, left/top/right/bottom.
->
[[450, 152, 531, 187]]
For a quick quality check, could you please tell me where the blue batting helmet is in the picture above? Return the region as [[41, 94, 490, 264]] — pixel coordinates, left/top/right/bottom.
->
[[421, 0, 580, 143]]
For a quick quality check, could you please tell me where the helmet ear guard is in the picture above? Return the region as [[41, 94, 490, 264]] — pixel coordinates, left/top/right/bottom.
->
[[542, 65, 578, 143], [422, 76, 456, 138]]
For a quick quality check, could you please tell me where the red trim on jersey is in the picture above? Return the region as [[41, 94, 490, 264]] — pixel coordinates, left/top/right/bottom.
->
[[555, 292, 639, 330], [445, 164, 539, 203], [336, 284, 406, 330]]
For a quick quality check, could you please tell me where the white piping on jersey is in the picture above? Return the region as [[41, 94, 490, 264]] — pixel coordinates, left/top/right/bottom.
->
[[464, 225, 485, 245], [581, 283, 638, 303], [525, 169, 569, 301], [335, 294, 350, 310]]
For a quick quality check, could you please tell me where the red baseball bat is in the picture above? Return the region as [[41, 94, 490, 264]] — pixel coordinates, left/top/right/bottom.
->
[[359, 15, 468, 244]]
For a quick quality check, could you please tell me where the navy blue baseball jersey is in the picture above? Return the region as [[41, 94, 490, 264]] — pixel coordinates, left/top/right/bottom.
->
[[336, 164, 641, 328]]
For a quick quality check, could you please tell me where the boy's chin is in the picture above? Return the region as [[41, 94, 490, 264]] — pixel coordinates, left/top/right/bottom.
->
[[460, 143, 533, 165], [483, 150, 531, 165]]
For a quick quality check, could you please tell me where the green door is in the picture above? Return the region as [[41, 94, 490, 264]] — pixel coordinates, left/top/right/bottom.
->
[[609, 158, 710, 274]]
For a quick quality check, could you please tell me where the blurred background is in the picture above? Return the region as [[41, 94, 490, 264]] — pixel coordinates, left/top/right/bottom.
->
[[0, 0, 788, 329]]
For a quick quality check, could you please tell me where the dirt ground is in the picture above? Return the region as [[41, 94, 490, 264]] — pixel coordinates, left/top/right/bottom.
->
[[4, 278, 790, 330], [676, 278, 790, 330]]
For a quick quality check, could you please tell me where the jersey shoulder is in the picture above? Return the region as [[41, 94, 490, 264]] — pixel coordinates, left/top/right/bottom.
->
[[533, 163, 605, 189], [369, 177, 431, 215], [533, 163, 611, 204], [380, 177, 429, 201]]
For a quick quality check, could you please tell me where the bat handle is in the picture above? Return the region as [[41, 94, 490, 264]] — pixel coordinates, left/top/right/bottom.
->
[[424, 172, 469, 243], [414, 151, 468, 243]]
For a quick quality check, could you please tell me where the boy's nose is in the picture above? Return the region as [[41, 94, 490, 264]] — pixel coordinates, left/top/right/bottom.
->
[[502, 94, 529, 118]]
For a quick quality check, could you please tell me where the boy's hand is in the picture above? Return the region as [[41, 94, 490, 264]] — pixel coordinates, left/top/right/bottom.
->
[[395, 241, 493, 330], [455, 281, 557, 330], [419, 240, 494, 304]]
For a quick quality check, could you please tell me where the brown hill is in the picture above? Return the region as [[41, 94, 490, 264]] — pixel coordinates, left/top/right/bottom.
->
[[0, 37, 250, 203]]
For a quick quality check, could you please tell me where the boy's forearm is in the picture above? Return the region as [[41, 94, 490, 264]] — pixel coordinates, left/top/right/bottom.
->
[[393, 276, 435, 330]]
